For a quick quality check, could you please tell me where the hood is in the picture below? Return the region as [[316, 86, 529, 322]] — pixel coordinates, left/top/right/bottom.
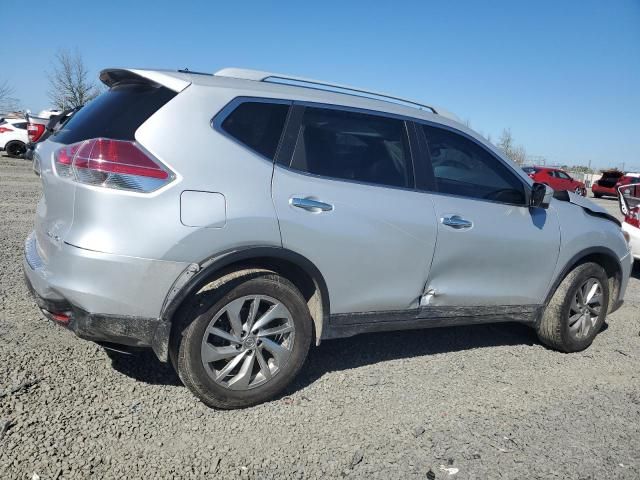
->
[[553, 190, 621, 227]]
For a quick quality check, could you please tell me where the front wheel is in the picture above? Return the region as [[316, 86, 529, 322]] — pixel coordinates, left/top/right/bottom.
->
[[537, 262, 609, 352], [174, 273, 312, 409]]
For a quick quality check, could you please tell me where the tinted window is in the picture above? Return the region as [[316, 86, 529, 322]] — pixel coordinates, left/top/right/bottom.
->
[[221, 102, 289, 160], [13, 122, 27, 129], [422, 124, 525, 204], [556, 171, 571, 180], [522, 167, 536, 174], [53, 83, 176, 145], [290, 107, 412, 188]]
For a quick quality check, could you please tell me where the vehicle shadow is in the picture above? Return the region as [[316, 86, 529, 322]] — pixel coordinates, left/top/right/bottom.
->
[[106, 321, 539, 390], [286, 322, 538, 394], [107, 349, 181, 386]]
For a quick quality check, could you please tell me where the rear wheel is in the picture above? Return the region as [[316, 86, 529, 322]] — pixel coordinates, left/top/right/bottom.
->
[[5, 141, 26, 158], [537, 262, 609, 352], [174, 273, 312, 409]]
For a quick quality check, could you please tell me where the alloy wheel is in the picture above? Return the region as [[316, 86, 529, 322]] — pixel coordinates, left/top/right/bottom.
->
[[200, 295, 295, 390], [568, 277, 603, 340]]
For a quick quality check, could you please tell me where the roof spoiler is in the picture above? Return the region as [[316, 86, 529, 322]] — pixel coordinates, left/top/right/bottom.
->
[[100, 68, 191, 93]]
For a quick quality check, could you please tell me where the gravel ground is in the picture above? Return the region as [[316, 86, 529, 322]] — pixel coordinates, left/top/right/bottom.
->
[[1, 152, 639, 479]]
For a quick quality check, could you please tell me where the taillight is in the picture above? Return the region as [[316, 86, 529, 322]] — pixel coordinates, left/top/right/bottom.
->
[[625, 207, 640, 228], [53, 138, 174, 193], [0, 126, 13, 133], [28, 123, 45, 142]]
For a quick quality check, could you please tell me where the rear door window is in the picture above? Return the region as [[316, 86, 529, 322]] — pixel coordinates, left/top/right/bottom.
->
[[421, 124, 525, 204], [288, 106, 413, 188], [221, 101, 290, 160]]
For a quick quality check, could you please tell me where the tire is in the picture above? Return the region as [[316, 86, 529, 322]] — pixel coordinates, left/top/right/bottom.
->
[[174, 273, 312, 409], [5, 141, 26, 158], [537, 262, 609, 352]]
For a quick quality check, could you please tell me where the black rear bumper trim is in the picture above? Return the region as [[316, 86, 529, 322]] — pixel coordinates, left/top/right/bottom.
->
[[23, 266, 164, 357]]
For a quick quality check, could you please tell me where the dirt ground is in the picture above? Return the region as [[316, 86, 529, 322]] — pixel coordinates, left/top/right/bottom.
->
[[1, 152, 639, 479]]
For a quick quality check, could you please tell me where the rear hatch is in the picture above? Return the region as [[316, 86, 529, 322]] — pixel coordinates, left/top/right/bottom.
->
[[33, 69, 189, 263], [597, 170, 624, 188]]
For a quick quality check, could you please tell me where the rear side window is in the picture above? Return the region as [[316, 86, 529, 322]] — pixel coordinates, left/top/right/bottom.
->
[[53, 83, 176, 144], [12, 122, 27, 129], [421, 124, 525, 204], [221, 102, 289, 160], [289, 107, 412, 188]]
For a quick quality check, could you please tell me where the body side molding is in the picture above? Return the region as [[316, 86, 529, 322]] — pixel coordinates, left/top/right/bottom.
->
[[325, 305, 541, 340]]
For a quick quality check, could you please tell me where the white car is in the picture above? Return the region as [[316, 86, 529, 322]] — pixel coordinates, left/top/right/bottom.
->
[[619, 184, 640, 260], [0, 117, 28, 157]]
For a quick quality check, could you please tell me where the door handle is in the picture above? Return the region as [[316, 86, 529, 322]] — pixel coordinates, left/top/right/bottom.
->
[[290, 197, 334, 212], [441, 215, 473, 229]]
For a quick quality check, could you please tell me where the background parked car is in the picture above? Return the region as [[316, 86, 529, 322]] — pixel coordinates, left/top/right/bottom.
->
[[0, 117, 28, 157], [522, 166, 586, 195], [592, 169, 640, 198], [25, 108, 79, 161], [618, 183, 640, 260]]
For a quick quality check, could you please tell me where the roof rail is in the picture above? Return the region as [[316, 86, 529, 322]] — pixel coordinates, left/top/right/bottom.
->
[[214, 67, 440, 115]]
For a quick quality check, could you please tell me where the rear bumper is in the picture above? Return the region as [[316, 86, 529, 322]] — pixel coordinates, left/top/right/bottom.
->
[[23, 231, 190, 359], [591, 184, 616, 196], [24, 270, 162, 348]]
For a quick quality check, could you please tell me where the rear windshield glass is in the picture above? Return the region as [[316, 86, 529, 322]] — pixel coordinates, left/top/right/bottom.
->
[[53, 83, 176, 144], [601, 171, 624, 179], [522, 167, 537, 174]]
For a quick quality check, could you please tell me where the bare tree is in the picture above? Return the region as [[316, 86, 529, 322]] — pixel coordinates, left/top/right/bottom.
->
[[47, 49, 99, 110], [0, 80, 20, 113], [497, 128, 527, 165]]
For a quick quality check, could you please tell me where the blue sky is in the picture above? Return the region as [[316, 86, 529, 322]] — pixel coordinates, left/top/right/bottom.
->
[[1, 0, 638, 169]]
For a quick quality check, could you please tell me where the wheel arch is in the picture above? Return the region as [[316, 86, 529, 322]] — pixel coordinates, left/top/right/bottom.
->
[[153, 247, 330, 361], [544, 246, 622, 313]]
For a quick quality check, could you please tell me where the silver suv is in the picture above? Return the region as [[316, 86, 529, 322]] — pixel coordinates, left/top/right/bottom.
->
[[24, 67, 632, 408]]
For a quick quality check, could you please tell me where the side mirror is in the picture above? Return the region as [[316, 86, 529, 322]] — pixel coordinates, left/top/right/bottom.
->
[[530, 182, 553, 209]]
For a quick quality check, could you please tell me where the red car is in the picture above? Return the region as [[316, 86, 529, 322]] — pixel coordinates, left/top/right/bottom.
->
[[592, 170, 640, 198], [522, 166, 586, 196]]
